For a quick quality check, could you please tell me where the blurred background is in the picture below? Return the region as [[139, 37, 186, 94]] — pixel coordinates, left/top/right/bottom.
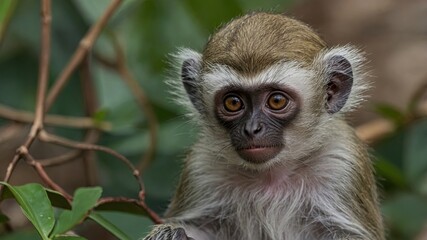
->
[[0, 0, 426, 239]]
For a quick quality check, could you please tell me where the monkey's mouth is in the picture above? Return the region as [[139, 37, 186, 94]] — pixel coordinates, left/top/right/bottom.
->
[[236, 145, 283, 164]]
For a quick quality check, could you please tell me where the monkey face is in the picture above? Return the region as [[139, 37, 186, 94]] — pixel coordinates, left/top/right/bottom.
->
[[178, 38, 361, 168], [213, 84, 300, 164]]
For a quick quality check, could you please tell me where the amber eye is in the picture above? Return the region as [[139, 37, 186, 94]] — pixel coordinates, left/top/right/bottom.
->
[[267, 93, 288, 110], [224, 95, 243, 112]]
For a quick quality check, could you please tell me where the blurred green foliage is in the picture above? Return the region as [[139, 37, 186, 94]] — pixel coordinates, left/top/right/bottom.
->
[[0, 0, 426, 239], [375, 119, 427, 240]]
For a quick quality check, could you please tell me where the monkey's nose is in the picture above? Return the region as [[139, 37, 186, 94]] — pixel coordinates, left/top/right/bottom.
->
[[244, 122, 264, 136]]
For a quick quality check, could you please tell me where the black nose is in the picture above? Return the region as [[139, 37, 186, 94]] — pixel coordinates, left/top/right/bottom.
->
[[244, 122, 264, 137]]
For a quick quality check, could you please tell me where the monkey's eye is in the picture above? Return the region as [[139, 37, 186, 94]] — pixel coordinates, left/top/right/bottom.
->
[[267, 93, 288, 110], [224, 95, 243, 112]]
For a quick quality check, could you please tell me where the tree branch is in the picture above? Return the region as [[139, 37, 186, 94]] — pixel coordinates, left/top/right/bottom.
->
[[19, 146, 72, 201], [45, 0, 123, 111], [0, 0, 52, 194], [40, 150, 82, 167], [38, 130, 145, 195], [95, 34, 158, 173], [0, 104, 112, 131], [80, 55, 101, 186]]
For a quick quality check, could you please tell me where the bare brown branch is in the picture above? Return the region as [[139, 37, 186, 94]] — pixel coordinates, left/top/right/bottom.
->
[[39, 129, 99, 168], [19, 146, 72, 201], [38, 130, 144, 193], [95, 34, 158, 173], [355, 119, 395, 143], [80, 55, 101, 186], [0, 104, 112, 131], [30, 0, 51, 137], [45, 0, 123, 111], [116, 59, 158, 173], [97, 197, 163, 224], [139, 199, 164, 224], [0, 0, 52, 194], [40, 150, 82, 167], [0, 0, 165, 225]]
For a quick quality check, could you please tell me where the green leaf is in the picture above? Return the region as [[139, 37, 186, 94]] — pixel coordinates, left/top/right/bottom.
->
[[95, 199, 149, 216], [0, 182, 55, 240], [375, 103, 406, 126], [375, 159, 407, 189], [0, 229, 42, 240], [373, 128, 405, 168], [45, 189, 72, 210], [2, 187, 71, 210], [92, 108, 109, 127], [96, 212, 153, 240], [51, 187, 102, 236], [403, 120, 427, 186], [89, 212, 131, 240], [0, 0, 16, 39], [382, 193, 427, 239]]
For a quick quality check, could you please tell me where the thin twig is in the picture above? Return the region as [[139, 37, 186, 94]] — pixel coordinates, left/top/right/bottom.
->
[[139, 200, 163, 224], [113, 37, 157, 172], [40, 150, 83, 167], [18, 146, 72, 201], [38, 130, 144, 194], [95, 35, 158, 172], [0, 0, 52, 194], [45, 0, 123, 111], [0, 104, 112, 131], [2, 155, 21, 189], [80, 55, 100, 186], [97, 197, 163, 224], [39, 128, 100, 167], [32, 0, 52, 133]]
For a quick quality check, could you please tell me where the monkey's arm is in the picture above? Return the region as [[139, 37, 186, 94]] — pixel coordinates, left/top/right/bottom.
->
[[144, 223, 213, 240], [144, 160, 216, 240], [143, 225, 193, 240]]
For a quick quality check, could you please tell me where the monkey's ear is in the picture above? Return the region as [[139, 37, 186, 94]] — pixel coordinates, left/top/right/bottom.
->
[[319, 46, 368, 114], [180, 50, 204, 113], [325, 55, 353, 113]]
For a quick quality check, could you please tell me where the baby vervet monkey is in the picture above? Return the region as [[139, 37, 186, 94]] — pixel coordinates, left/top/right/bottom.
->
[[144, 12, 384, 240]]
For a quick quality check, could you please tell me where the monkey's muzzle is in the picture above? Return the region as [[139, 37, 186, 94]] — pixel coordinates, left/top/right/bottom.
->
[[237, 145, 282, 164]]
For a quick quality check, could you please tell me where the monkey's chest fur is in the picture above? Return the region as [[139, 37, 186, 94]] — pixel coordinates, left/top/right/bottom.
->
[[212, 174, 320, 240], [168, 161, 360, 240]]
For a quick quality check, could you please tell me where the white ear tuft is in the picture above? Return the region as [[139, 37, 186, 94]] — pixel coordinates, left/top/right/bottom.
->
[[316, 45, 371, 114], [167, 48, 203, 118]]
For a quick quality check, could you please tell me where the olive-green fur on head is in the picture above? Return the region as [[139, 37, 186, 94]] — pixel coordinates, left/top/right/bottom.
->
[[202, 12, 327, 75]]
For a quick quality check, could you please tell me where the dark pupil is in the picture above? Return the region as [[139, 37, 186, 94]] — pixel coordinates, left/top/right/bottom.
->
[[273, 95, 282, 103], [225, 96, 242, 112], [231, 98, 239, 105]]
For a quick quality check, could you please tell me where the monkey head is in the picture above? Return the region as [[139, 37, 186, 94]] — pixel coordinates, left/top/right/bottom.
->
[[174, 12, 368, 169]]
